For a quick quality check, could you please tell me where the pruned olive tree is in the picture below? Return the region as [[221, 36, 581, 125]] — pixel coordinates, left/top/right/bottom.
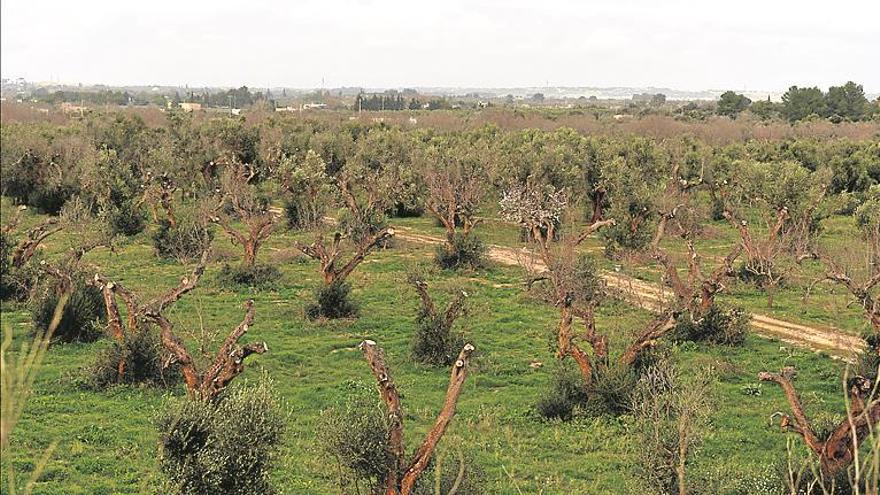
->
[[213, 160, 279, 269], [501, 181, 676, 406], [294, 159, 396, 318], [416, 135, 490, 269], [87, 248, 210, 386], [358, 339, 475, 495], [91, 243, 267, 399], [407, 271, 468, 366], [723, 161, 830, 308], [759, 368, 879, 480]]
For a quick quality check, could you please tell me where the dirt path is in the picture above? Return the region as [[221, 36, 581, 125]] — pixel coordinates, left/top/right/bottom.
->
[[391, 226, 866, 360]]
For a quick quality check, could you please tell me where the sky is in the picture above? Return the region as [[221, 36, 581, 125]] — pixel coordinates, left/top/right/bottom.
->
[[2, 0, 878, 93]]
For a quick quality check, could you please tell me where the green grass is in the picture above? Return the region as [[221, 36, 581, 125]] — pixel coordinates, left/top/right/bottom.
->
[[0, 200, 864, 494]]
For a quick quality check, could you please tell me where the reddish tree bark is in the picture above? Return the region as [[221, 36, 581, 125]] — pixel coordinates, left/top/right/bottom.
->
[[11, 218, 63, 268], [295, 227, 395, 285], [760, 371, 880, 477], [359, 340, 475, 495], [89, 249, 210, 383], [148, 299, 267, 400]]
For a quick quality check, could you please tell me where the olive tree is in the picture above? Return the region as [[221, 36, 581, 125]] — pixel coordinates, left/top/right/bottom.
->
[[416, 135, 490, 269]]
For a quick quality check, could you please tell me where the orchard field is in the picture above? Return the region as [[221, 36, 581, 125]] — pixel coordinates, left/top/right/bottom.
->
[[1, 106, 878, 494]]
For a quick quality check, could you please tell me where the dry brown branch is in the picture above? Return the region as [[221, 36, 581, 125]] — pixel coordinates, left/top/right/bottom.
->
[[359, 340, 475, 495], [760, 370, 880, 477], [149, 300, 265, 400], [11, 218, 63, 268], [295, 227, 395, 285]]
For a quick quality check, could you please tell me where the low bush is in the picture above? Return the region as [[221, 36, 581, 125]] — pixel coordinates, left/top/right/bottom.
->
[[435, 233, 485, 270], [0, 254, 43, 302], [582, 364, 640, 417], [410, 281, 467, 366], [671, 304, 750, 346], [411, 448, 487, 495], [151, 218, 213, 262], [157, 376, 286, 495], [307, 280, 358, 320], [217, 263, 281, 289], [411, 315, 466, 367], [537, 361, 642, 420], [107, 202, 147, 236], [856, 332, 879, 382], [87, 327, 179, 389], [284, 197, 323, 231], [317, 381, 394, 491], [536, 362, 589, 420], [31, 278, 103, 343], [27, 184, 78, 215]]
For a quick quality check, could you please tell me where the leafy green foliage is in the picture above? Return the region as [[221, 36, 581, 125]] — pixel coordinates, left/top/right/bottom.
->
[[536, 362, 589, 420], [435, 233, 486, 270], [317, 381, 394, 490], [717, 91, 752, 119], [217, 263, 281, 289], [307, 280, 358, 320], [157, 377, 286, 495], [672, 305, 749, 346], [410, 280, 466, 366], [31, 280, 103, 343], [87, 327, 179, 389]]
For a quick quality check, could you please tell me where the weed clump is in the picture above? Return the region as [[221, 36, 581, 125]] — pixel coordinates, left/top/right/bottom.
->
[[671, 304, 750, 346], [87, 327, 179, 388], [31, 277, 103, 343], [151, 218, 213, 263], [217, 263, 281, 289], [536, 362, 589, 420]]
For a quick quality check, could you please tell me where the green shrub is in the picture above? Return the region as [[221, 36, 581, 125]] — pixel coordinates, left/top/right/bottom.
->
[[582, 364, 639, 417], [107, 202, 147, 236], [157, 376, 285, 495], [87, 327, 179, 389], [284, 197, 323, 230], [537, 362, 641, 420], [411, 448, 487, 495], [31, 279, 103, 343], [307, 280, 358, 320], [411, 293, 466, 366], [27, 184, 78, 215], [317, 381, 394, 490], [390, 202, 423, 218], [0, 232, 14, 300], [217, 263, 281, 289], [601, 220, 654, 255], [435, 233, 485, 270], [0, 248, 43, 302], [536, 362, 589, 420], [151, 218, 213, 262], [671, 304, 749, 346], [856, 332, 879, 382]]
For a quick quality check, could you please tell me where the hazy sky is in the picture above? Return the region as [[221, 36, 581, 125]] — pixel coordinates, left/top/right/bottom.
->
[[2, 0, 878, 92]]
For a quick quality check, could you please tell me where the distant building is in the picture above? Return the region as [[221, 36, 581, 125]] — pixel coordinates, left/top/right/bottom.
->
[[60, 102, 88, 114], [179, 102, 202, 112], [302, 103, 327, 110]]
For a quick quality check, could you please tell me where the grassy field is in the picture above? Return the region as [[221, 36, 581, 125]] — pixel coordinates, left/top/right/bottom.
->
[[0, 200, 862, 494]]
